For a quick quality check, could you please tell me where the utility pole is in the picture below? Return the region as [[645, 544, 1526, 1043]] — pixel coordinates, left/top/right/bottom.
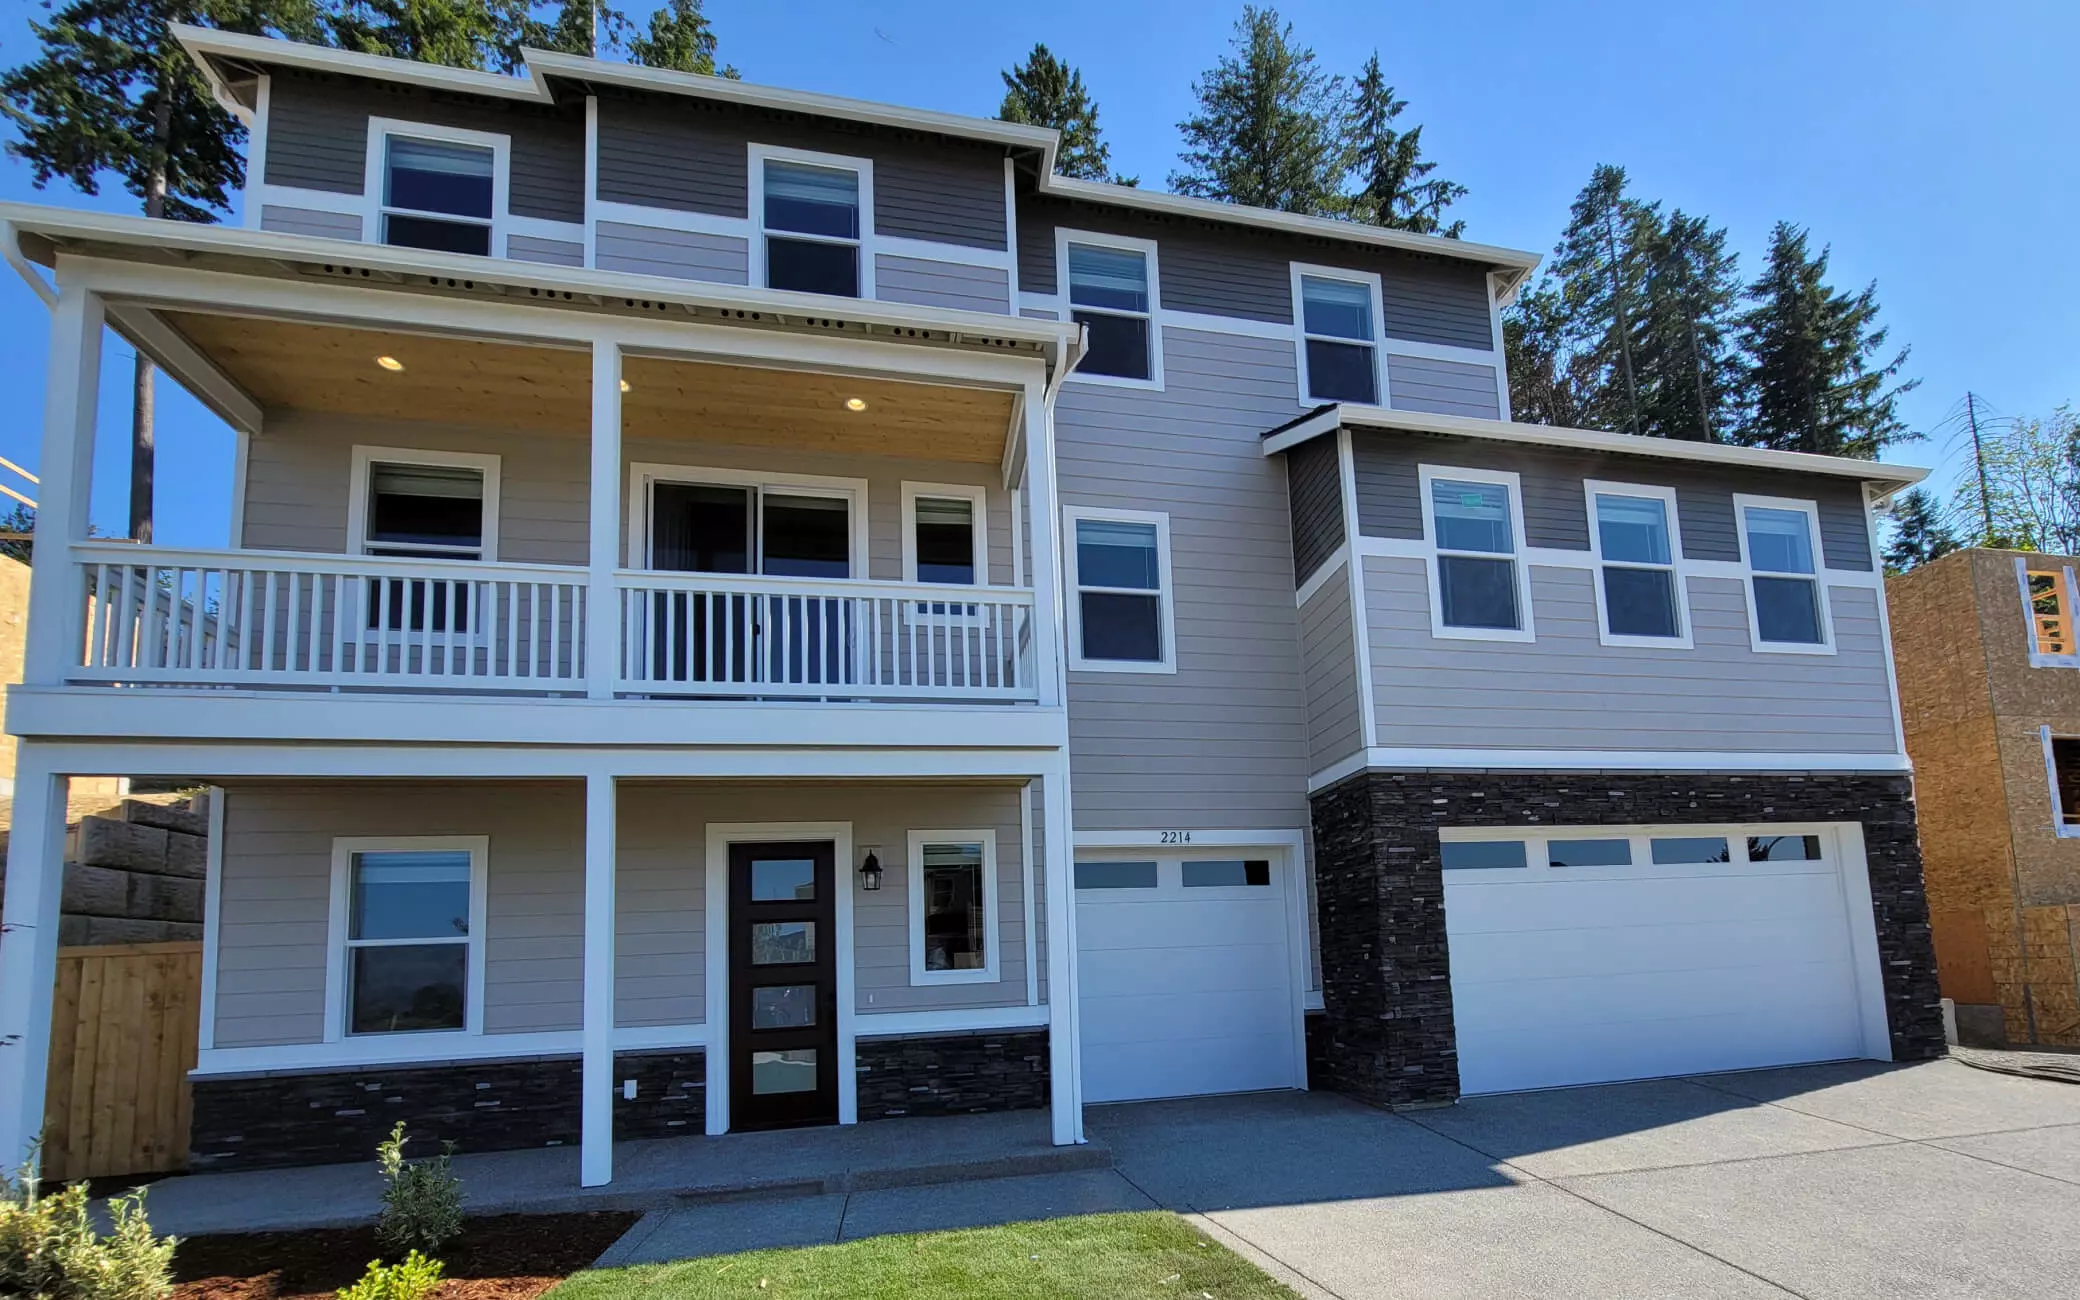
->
[[1967, 391, 1994, 544]]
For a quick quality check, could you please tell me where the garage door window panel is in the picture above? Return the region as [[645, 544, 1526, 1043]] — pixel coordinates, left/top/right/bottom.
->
[[1747, 834, 1823, 863], [908, 831, 999, 984], [1650, 835, 1731, 865], [1548, 838, 1631, 868], [1440, 840, 1527, 870], [1182, 859, 1272, 888], [1075, 860, 1159, 890]]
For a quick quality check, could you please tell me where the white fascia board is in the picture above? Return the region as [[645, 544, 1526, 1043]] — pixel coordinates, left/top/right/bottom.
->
[[172, 24, 551, 106], [0, 202, 1079, 353], [1262, 401, 1929, 490], [1040, 175, 1542, 286], [105, 303, 263, 433], [1309, 747, 1912, 791]]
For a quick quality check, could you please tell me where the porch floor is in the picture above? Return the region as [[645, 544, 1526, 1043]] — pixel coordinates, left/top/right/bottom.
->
[[127, 1110, 1108, 1238]]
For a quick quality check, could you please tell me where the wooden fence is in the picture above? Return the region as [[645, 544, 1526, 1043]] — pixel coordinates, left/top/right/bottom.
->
[[40, 942, 201, 1183]]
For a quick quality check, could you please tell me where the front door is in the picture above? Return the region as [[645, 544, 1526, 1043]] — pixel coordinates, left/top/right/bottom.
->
[[728, 840, 840, 1130]]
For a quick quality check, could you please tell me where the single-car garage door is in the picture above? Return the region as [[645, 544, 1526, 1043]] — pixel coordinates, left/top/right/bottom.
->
[[1442, 824, 1880, 1095], [1075, 850, 1306, 1103]]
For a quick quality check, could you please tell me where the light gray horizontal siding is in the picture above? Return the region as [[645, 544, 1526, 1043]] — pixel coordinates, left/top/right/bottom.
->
[[506, 234, 585, 267], [262, 71, 584, 222], [874, 254, 1010, 314], [1300, 578, 1363, 771], [1286, 433, 1344, 583], [1386, 354, 1501, 420], [1351, 431, 1876, 569], [1057, 326, 1311, 831], [595, 221, 749, 284], [1018, 193, 1499, 347], [1364, 556, 1900, 753], [595, 94, 1007, 249], [241, 413, 1014, 585], [259, 205, 362, 241]]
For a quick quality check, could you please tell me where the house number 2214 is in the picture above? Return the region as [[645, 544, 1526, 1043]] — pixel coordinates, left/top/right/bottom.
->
[[1159, 831, 1194, 844]]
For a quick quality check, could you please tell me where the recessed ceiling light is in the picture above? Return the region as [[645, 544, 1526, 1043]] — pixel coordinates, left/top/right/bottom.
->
[[845, 397, 868, 412], [619, 379, 631, 393], [375, 355, 404, 372]]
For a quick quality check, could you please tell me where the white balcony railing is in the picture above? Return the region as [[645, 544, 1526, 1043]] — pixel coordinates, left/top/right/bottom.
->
[[616, 570, 1036, 702], [71, 543, 588, 693], [63, 545, 1039, 705]]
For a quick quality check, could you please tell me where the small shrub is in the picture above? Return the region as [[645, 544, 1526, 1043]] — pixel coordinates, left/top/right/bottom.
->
[[337, 1250, 445, 1300], [375, 1122, 463, 1258], [0, 1161, 176, 1300]]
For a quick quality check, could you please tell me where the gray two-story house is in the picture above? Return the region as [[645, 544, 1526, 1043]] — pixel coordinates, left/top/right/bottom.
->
[[0, 26, 1943, 1186]]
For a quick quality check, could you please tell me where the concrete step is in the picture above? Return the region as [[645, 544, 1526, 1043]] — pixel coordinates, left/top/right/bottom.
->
[[668, 1134, 1115, 1204]]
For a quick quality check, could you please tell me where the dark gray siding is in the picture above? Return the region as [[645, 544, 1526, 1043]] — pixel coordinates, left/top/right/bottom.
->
[[1300, 581, 1363, 771], [263, 71, 584, 223], [1286, 433, 1345, 583], [1350, 431, 1875, 570], [595, 93, 1007, 249], [1017, 193, 1495, 348]]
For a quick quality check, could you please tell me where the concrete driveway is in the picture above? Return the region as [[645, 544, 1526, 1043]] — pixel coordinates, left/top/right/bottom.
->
[[1088, 1058, 2080, 1300]]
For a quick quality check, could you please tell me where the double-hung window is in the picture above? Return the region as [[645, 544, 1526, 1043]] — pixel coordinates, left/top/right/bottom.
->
[[1061, 233, 1158, 384], [331, 837, 484, 1038], [1065, 507, 1175, 672], [1588, 482, 1686, 644], [908, 831, 999, 984], [1737, 497, 1830, 650], [377, 128, 501, 256], [1423, 468, 1531, 639], [759, 152, 864, 298], [1295, 268, 1381, 403], [350, 448, 500, 634]]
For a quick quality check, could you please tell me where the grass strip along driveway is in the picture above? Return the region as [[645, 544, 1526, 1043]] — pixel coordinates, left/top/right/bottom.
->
[[551, 1210, 1299, 1300]]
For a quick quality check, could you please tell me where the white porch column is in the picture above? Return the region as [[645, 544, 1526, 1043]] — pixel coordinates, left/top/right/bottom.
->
[[0, 749, 70, 1172], [580, 771, 617, 1186], [1020, 377, 1066, 708], [586, 341, 623, 700], [1041, 755, 1083, 1144], [23, 284, 104, 685]]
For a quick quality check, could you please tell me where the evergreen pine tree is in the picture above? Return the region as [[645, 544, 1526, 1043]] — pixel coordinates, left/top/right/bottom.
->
[[1, 0, 321, 542], [1881, 487, 1960, 573], [1503, 279, 1598, 428], [1732, 222, 1915, 459], [323, 0, 536, 71], [1171, 6, 1347, 213], [1341, 54, 1463, 236], [998, 43, 1118, 182], [1631, 210, 1741, 442], [628, 0, 735, 75], [1549, 164, 1656, 434]]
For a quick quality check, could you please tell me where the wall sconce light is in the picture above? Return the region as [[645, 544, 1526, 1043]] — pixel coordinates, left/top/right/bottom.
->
[[858, 848, 883, 892]]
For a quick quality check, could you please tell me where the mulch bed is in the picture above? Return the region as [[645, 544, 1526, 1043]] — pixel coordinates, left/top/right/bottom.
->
[[170, 1212, 641, 1300]]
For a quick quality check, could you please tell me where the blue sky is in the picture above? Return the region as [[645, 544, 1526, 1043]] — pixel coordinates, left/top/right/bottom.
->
[[0, 0, 2070, 545]]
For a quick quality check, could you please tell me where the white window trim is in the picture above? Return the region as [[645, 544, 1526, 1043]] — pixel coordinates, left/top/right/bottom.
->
[[1063, 504, 1178, 674], [749, 142, 876, 299], [906, 828, 1001, 986], [1734, 492, 1835, 656], [1584, 478, 1693, 650], [1290, 261, 1386, 407], [348, 445, 503, 561], [2041, 726, 2080, 838], [900, 481, 992, 628], [624, 461, 870, 575], [1417, 463, 1537, 644], [363, 116, 510, 254], [324, 835, 490, 1044], [1056, 227, 1164, 391], [2014, 557, 2080, 668]]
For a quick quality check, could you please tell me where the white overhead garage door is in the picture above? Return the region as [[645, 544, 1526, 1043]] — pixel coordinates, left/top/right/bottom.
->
[[1443, 824, 1882, 1095], [1075, 850, 1306, 1104]]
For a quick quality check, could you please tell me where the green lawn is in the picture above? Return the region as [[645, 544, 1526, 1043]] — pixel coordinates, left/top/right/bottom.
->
[[549, 1210, 1301, 1300]]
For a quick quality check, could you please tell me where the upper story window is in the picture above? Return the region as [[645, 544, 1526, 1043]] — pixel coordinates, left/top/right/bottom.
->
[[1587, 482, 1687, 645], [352, 449, 499, 563], [1421, 467, 1532, 641], [1065, 506, 1175, 673], [904, 486, 985, 586], [1060, 231, 1161, 387], [1736, 496, 1831, 652], [757, 149, 867, 298], [2027, 567, 2073, 656], [377, 128, 502, 256], [331, 837, 485, 1037], [1294, 268, 1381, 404]]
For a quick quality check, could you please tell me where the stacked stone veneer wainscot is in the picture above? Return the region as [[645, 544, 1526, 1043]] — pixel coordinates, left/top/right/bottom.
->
[[854, 1029, 1049, 1120], [190, 1050, 705, 1171], [1308, 770, 1947, 1109]]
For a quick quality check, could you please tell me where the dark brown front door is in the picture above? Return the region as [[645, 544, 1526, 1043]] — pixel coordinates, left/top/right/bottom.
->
[[728, 840, 839, 1130]]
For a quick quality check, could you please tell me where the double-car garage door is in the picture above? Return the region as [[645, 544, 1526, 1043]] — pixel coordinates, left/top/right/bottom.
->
[[1442, 824, 1879, 1094]]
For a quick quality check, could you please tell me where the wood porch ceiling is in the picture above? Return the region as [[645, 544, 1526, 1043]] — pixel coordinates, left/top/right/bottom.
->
[[161, 312, 1016, 463]]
